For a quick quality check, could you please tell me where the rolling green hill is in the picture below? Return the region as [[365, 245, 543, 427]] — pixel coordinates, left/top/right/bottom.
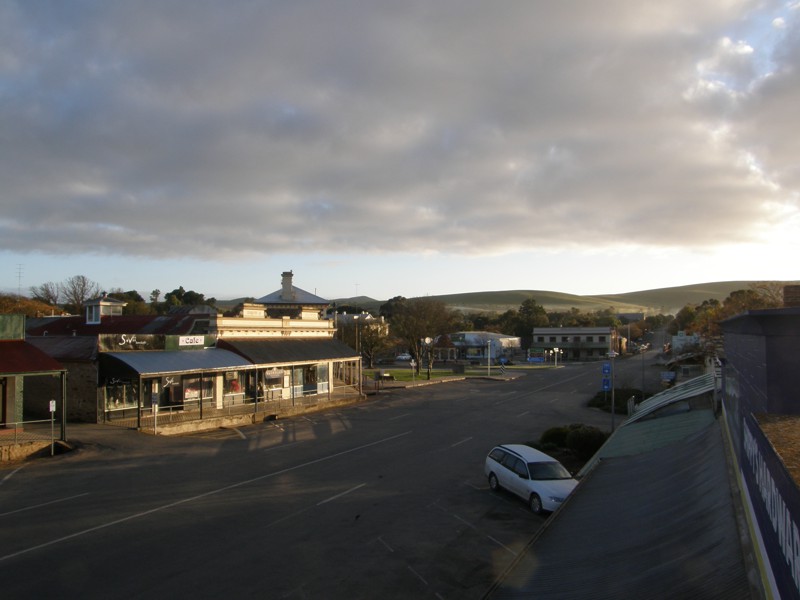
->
[[333, 280, 798, 316]]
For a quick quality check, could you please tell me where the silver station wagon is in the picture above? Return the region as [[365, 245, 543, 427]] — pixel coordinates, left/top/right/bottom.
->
[[484, 444, 578, 514]]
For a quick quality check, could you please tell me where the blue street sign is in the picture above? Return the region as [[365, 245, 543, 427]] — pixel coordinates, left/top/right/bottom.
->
[[602, 362, 611, 375], [602, 377, 611, 391]]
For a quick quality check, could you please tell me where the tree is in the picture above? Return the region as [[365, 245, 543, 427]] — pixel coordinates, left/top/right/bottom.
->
[[108, 288, 153, 315], [389, 297, 460, 376], [150, 289, 161, 304], [0, 293, 59, 317], [29, 282, 60, 307], [60, 275, 101, 314], [359, 320, 392, 369]]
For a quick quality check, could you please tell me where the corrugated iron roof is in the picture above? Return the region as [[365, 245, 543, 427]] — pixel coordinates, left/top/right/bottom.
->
[[26, 336, 98, 362], [25, 314, 204, 337], [486, 421, 752, 599], [0, 340, 66, 375], [579, 409, 716, 477], [218, 338, 358, 364], [100, 348, 253, 378], [626, 373, 715, 425]]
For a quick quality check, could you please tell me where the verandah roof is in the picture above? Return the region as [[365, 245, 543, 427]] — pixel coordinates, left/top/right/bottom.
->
[[99, 348, 253, 380]]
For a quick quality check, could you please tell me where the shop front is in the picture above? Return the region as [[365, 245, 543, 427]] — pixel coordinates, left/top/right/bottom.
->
[[98, 348, 256, 427]]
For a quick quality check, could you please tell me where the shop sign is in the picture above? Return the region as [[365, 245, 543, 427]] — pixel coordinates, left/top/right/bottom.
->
[[263, 369, 283, 379], [99, 333, 165, 351], [162, 375, 180, 388], [179, 335, 205, 347]]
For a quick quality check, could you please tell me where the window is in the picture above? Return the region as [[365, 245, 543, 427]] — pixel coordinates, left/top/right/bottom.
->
[[586, 336, 593, 342], [573, 336, 580, 342], [561, 336, 569, 343], [549, 336, 556, 343], [489, 448, 506, 463], [537, 336, 544, 343], [225, 371, 244, 395], [87, 304, 100, 324], [599, 336, 606, 342]]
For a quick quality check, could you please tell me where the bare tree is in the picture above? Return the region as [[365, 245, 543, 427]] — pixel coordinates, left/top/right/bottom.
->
[[29, 281, 61, 306], [60, 275, 101, 314]]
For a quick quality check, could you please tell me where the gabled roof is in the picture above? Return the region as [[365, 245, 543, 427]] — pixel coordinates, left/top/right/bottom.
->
[[256, 286, 329, 306], [487, 421, 752, 599], [0, 340, 66, 375]]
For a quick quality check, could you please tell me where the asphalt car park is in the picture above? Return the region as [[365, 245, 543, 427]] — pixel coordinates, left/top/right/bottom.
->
[[1, 361, 630, 598]]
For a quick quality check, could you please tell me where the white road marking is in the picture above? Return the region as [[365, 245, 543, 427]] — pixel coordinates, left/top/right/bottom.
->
[[376, 536, 394, 553], [0, 466, 25, 486], [317, 483, 366, 506], [408, 566, 429, 586], [0, 430, 412, 562], [450, 436, 473, 448], [0, 493, 90, 518]]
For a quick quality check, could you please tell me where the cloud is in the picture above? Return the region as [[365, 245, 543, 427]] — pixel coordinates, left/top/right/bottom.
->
[[1, 0, 797, 265]]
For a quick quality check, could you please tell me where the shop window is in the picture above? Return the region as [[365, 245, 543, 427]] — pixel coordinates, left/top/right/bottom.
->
[[183, 375, 213, 403], [225, 371, 244, 396], [105, 381, 137, 411]]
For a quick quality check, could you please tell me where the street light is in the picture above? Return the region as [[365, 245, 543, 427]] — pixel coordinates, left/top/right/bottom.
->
[[422, 337, 433, 380], [608, 350, 618, 431], [352, 315, 360, 354], [547, 347, 562, 367]]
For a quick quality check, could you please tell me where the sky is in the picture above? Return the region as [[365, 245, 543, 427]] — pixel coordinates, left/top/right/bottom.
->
[[2, 1, 799, 302]]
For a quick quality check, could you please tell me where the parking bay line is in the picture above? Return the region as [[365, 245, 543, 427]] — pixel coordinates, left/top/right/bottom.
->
[[317, 483, 366, 506], [0, 430, 412, 563]]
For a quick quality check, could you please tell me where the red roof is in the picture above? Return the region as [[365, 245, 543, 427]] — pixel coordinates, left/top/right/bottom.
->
[[0, 340, 65, 375], [25, 314, 204, 336]]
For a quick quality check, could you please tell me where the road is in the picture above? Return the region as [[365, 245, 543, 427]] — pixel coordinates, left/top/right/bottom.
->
[[0, 353, 664, 599]]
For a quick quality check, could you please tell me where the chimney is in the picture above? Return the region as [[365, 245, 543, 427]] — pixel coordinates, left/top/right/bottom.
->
[[281, 271, 296, 301], [784, 285, 800, 308]]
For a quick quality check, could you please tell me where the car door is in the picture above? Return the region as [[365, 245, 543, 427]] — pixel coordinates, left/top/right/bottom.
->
[[501, 454, 527, 499]]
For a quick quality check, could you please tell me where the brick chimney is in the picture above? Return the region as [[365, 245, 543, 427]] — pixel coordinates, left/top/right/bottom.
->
[[784, 285, 800, 308], [281, 271, 296, 301]]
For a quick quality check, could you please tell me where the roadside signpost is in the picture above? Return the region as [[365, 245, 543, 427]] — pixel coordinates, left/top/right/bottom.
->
[[49, 399, 56, 456]]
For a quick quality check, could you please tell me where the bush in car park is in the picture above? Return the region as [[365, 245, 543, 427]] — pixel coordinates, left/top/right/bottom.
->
[[565, 425, 608, 461]]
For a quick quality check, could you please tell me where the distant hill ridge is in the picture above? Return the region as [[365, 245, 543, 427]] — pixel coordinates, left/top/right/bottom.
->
[[329, 280, 799, 315]]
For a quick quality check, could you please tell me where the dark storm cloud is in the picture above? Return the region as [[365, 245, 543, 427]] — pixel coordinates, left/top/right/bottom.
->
[[1, 0, 795, 261]]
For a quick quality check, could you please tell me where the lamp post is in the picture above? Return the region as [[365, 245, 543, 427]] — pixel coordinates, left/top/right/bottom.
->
[[423, 337, 433, 380], [548, 347, 561, 367], [608, 350, 618, 431], [353, 315, 359, 354]]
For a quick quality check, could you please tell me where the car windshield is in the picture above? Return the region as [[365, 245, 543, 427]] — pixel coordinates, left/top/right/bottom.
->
[[528, 461, 572, 480]]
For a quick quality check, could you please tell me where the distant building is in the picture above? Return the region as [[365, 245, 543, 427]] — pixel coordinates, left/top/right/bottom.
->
[[25, 271, 362, 427], [446, 332, 521, 363], [531, 326, 618, 362]]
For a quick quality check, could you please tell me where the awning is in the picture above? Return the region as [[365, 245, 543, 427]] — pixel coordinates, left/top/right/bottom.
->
[[217, 338, 358, 365], [99, 348, 254, 380]]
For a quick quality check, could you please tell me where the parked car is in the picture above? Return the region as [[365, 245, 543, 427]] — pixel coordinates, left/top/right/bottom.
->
[[484, 444, 578, 514], [395, 353, 412, 361]]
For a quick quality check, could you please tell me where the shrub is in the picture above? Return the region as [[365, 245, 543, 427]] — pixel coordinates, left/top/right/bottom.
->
[[565, 425, 608, 461], [540, 426, 570, 448]]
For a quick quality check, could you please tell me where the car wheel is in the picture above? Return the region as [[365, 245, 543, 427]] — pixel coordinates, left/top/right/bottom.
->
[[488, 473, 500, 491], [529, 493, 543, 514]]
